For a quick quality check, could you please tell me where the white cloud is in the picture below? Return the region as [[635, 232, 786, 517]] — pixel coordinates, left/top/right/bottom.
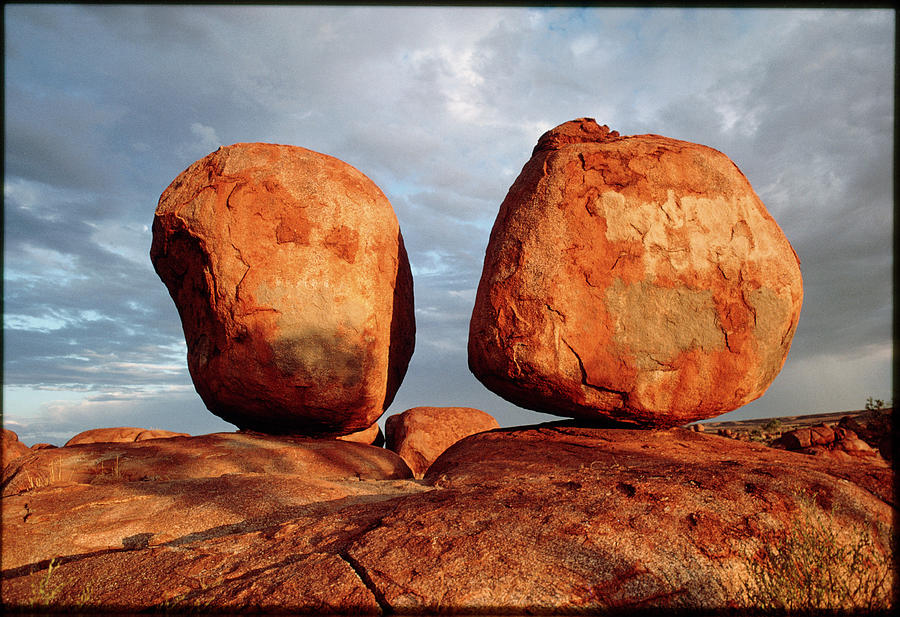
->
[[181, 122, 221, 158]]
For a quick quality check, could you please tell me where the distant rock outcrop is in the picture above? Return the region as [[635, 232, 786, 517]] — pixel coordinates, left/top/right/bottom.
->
[[151, 143, 415, 437], [384, 406, 499, 477], [65, 427, 189, 446], [469, 118, 803, 427], [838, 409, 892, 460], [771, 422, 888, 466]]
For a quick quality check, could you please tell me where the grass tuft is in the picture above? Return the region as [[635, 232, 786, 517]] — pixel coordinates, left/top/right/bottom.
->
[[740, 492, 894, 612]]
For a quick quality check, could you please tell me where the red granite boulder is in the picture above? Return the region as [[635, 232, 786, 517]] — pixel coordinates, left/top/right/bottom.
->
[[469, 118, 803, 427], [1, 429, 30, 470], [151, 143, 415, 436], [384, 406, 499, 477]]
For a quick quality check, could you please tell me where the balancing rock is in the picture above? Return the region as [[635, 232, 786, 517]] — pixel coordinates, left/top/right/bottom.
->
[[151, 143, 415, 436], [469, 118, 802, 427]]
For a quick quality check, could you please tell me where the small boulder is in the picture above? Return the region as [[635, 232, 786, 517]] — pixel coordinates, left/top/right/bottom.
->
[[151, 143, 415, 436], [385, 407, 500, 477], [469, 118, 802, 427], [809, 424, 836, 446], [65, 427, 189, 447], [832, 426, 858, 441]]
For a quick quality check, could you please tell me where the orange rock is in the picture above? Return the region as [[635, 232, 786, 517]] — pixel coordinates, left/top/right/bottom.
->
[[151, 143, 415, 436], [1, 431, 415, 571], [2, 431, 412, 498], [384, 406, 499, 477], [838, 410, 893, 460], [1, 423, 892, 612], [834, 437, 877, 454], [337, 422, 384, 446], [809, 424, 836, 446], [1, 429, 30, 469], [469, 118, 802, 427], [774, 425, 835, 450], [65, 427, 189, 447]]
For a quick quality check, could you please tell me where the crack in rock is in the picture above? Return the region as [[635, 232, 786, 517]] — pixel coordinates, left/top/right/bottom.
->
[[562, 338, 627, 401], [339, 551, 391, 615]]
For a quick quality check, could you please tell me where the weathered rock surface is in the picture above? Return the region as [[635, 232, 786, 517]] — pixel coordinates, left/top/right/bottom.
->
[[384, 406, 500, 477], [469, 118, 803, 427], [64, 426, 189, 446], [3, 423, 892, 613], [151, 142, 415, 436], [1, 431, 413, 573], [2, 429, 31, 470]]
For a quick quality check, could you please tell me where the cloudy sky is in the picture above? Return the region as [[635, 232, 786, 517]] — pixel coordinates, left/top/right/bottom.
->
[[3, 6, 893, 445]]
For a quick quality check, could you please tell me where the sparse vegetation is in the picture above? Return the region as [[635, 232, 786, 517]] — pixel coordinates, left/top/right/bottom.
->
[[740, 493, 894, 612], [762, 418, 782, 433], [865, 396, 892, 411], [21, 558, 93, 610], [29, 559, 64, 607], [23, 459, 67, 491]]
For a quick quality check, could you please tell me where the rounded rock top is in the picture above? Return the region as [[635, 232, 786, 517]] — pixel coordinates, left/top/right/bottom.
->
[[151, 142, 415, 436], [469, 119, 802, 427]]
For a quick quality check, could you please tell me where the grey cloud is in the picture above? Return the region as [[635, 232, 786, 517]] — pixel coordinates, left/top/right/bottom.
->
[[3, 7, 893, 443]]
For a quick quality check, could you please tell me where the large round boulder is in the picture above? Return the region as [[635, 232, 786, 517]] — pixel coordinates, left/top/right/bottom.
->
[[469, 118, 802, 427], [151, 143, 415, 436]]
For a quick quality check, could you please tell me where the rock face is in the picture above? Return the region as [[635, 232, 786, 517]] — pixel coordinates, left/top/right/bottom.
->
[[1, 429, 31, 470], [469, 118, 803, 427], [64, 427, 189, 447], [1, 431, 414, 572], [384, 406, 500, 477], [151, 143, 415, 436], [2, 423, 892, 612]]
